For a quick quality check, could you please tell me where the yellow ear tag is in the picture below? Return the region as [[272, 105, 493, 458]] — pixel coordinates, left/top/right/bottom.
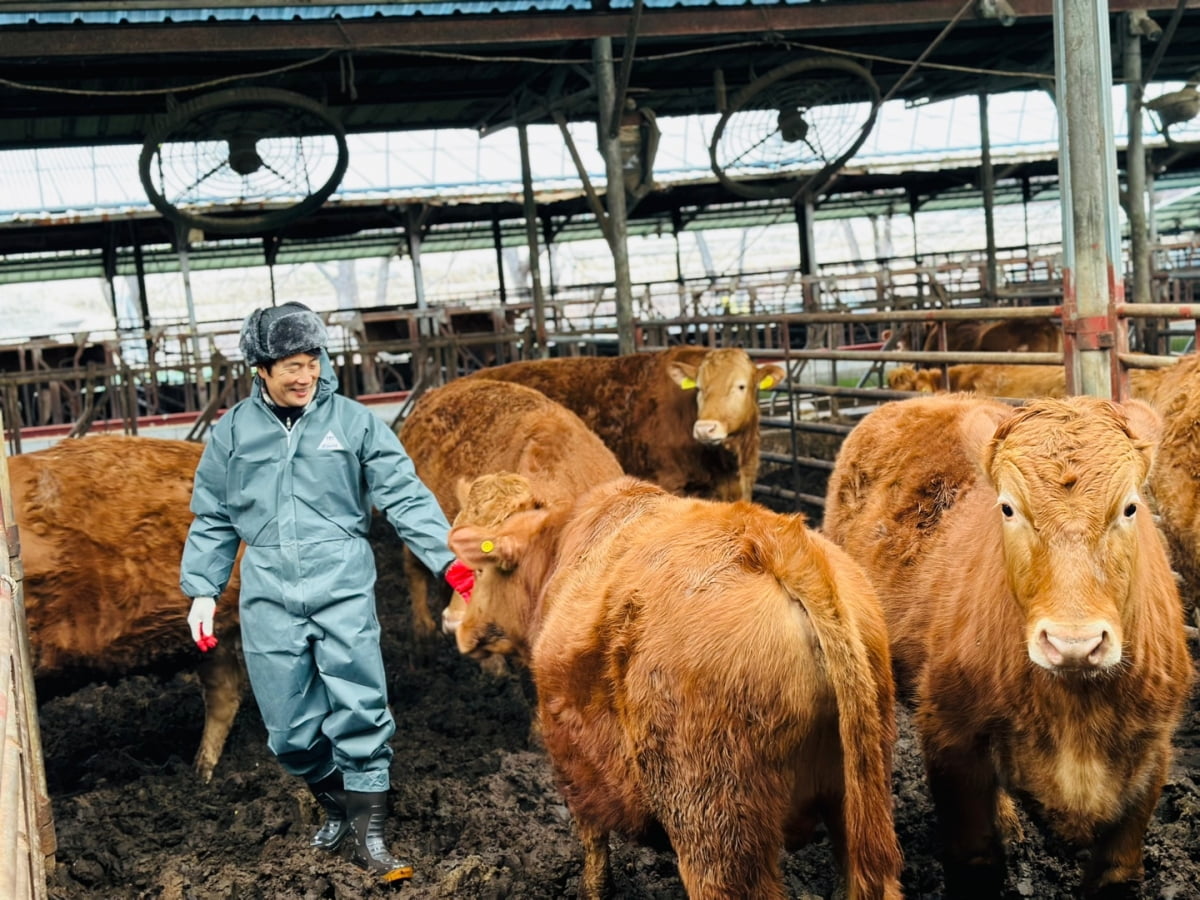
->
[[758, 375, 775, 390], [480, 539, 495, 554], [680, 377, 696, 390]]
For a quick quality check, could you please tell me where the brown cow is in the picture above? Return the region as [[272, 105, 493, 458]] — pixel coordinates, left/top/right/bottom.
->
[[888, 363, 1169, 404], [920, 316, 1062, 356], [448, 474, 902, 900], [8, 435, 244, 782], [887, 363, 1067, 399], [397, 377, 622, 640], [1143, 352, 1200, 625], [466, 346, 785, 501], [823, 394, 1192, 897]]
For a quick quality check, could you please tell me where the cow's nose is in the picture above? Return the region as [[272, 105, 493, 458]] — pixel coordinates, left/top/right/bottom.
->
[[1032, 620, 1119, 670], [693, 419, 727, 444]]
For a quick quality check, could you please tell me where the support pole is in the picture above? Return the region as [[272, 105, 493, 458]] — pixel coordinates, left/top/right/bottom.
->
[[1124, 18, 1152, 311], [490, 211, 508, 308], [406, 205, 438, 384], [593, 36, 636, 355], [131, 230, 153, 359], [518, 124, 549, 358], [979, 92, 998, 301], [175, 225, 207, 408], [794, 192, 819, 317], [1053, 0, 1123, 399]]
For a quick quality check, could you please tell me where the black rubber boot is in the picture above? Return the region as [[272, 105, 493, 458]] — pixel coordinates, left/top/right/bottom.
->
[[307, 773, 350, 852], [345, 790, 413, 883]]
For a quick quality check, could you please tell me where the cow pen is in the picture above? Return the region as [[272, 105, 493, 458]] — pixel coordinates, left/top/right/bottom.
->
[[2, 276, 1200, 896]]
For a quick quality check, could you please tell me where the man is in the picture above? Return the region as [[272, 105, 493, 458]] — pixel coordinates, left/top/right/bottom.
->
[[180, 301, 473, 884]]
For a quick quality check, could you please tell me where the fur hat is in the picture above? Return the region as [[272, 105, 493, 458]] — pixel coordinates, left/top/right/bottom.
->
[[239, 302, 328, 367]]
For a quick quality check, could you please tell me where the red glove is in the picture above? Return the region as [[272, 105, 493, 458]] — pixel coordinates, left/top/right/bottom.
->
[[188, 597, 219, 652], [196, 626, 218, 653], [444, 560, 475, 603]]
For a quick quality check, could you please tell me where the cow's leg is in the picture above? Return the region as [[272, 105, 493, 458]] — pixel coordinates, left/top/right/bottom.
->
[[667, 790, 787, 900], [1081, 760, 1164, 896], [923, 741, 1005, 899], [401, 546, 440, 642], [672, 827, 786, 900], [575, 820, 610, 900], [193, 637, 246, 782]]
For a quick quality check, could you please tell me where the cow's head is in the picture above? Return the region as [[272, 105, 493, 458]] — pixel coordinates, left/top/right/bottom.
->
[[966, 396, 1161, 673], [446, 472, 559, 665], [667, 348, 786, 445]]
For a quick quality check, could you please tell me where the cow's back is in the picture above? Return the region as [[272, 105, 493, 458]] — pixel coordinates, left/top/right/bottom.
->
[[399, 377, 623, 637], [466, 348, 709, 484], [11, 435, 241, 682], [977, 317, 1062, 353], [401, 377, 622, 517], [947, 364, 1066, 398]]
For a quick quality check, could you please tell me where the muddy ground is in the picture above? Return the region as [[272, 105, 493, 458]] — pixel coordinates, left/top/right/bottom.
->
[[37, 502, 1200, 900]]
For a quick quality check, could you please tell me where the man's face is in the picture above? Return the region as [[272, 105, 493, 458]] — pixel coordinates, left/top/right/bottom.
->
[[258, 352, 320, 408]]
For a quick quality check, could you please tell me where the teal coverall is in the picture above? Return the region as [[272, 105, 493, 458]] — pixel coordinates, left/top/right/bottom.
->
[[180, 351, 454, 792]]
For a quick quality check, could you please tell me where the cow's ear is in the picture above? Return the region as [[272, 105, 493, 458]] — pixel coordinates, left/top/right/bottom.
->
[[1119, 398, 1162, 474], [962, 402, 1007, 480], [1121, 398, 1162, 446], [448, 508, 550, 572], [667, 361, 699, 390], [756, 363, 786, 391]]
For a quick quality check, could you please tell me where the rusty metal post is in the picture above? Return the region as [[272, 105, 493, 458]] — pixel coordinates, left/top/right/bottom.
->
[[1053, 0, 1124, 399]]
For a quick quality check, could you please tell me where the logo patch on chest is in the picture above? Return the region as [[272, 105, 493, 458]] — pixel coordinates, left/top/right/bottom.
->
[[317, 430, 343, 451]]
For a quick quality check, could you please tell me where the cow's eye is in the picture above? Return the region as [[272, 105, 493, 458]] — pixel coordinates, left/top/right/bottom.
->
[[1124, 502, 1137, 518], [1000, 503, 1014, 518]]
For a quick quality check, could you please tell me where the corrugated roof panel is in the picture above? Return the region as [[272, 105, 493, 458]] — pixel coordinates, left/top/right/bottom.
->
[[0, 3, 584, 26], [0, 0, 817, 26]]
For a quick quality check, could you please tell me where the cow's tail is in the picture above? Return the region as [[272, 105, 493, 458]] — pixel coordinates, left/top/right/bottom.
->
[[775, 520, 902, 900]]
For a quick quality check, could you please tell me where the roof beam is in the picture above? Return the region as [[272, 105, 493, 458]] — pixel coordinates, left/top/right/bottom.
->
[[0, 1, 1185, 59]]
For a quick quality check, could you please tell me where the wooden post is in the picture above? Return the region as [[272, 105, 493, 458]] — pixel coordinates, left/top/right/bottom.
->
[[0, 409, 55, 898]]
